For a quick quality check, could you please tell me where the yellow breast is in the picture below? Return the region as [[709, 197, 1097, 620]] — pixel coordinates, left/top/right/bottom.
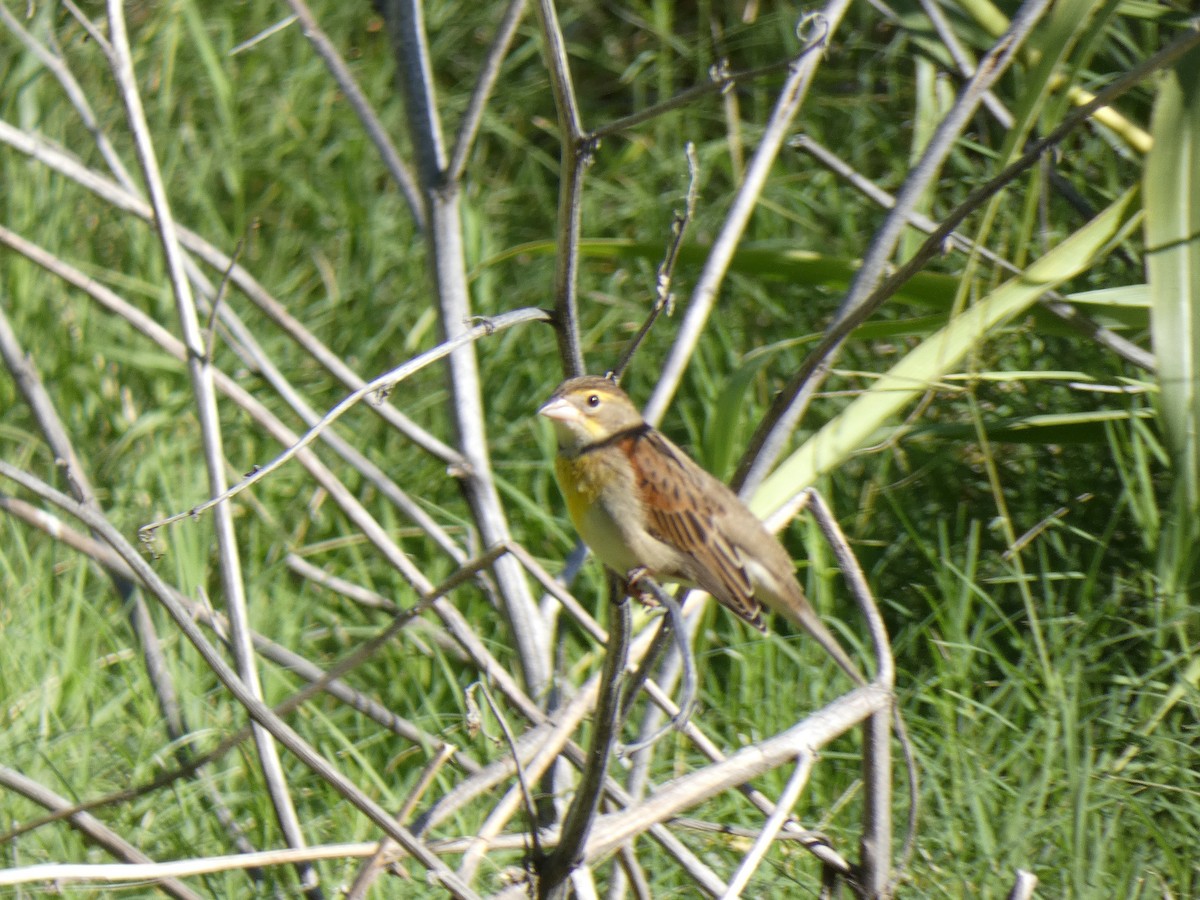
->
[[554, 453, 605, 532], [553, 451, 640, 573]]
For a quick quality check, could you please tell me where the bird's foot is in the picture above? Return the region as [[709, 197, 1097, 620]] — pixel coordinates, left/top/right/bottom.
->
[[623, 566, 662, 610]]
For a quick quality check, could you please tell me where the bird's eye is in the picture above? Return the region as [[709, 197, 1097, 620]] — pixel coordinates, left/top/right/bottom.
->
[[586, 394, 601, 408]]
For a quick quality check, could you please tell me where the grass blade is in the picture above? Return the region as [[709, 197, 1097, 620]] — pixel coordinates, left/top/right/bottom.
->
[[1146, 46, 1200, 510]]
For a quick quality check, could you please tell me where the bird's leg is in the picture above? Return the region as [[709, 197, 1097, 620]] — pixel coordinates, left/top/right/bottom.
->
[[614, 568, 699, 757], [623, 566, 662, 610]]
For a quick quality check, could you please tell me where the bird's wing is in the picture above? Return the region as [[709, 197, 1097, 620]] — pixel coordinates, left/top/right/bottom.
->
[[623, 428, 765, 630]]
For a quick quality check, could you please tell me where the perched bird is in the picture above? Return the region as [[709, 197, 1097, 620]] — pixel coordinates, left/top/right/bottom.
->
[[539, 375, 864, 684]]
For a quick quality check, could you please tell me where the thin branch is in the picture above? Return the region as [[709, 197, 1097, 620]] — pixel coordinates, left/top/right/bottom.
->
[[0, 497, 464, 760], [804, 489, 919, 893], [201, 238, 243, 362], [735, 0, 1046, 494], [0, 118, 465, 467], [345, 742, 460, 899], [533, 0, 587, 377], [614, 843, 653, 900], [0, 2, 137, 192], [174, 245, 472, 562], [538, 584, 632, 897], [802, 490, 892, 687], [734, 21, 1200, 497], [588, 55, 798, 143], [505, 540, 608, 644], [139, 307, 550, 538], [584, 685, 891, 863], [455, 682, 542, 883], [103, 3, 316, 890], [0, 841, 426, 889], [0, 767, 203, 900], [0, 461, 486, 900], [0, 527, 496, 845], [644, 5, 852, 427], [916, 0, 1015, 128], [448, 0, 528, 182], [720, 754, 816, 899], [0, 220, 445, 594], [382, 0, 552, 699], [412, 678, 598, 838], [0, 306, 260, 864], [228, 14, 298, 55], [284, 0, 425, 228], [548, 149, 589, 377], [792, 134, 1154, 371], [612, 143, 700, 382]]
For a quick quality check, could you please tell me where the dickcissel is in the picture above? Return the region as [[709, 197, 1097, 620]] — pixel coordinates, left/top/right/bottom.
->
[[539, 375, 863, 684]]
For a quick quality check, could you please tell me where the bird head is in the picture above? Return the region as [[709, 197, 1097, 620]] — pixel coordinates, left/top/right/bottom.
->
[[538, 376, 644, 452]]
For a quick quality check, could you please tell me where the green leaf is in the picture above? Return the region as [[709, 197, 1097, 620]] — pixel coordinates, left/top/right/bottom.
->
[[1146, 46, 1200, 513], [750, 187, 1141, 519], [705, 351, 773, 480]]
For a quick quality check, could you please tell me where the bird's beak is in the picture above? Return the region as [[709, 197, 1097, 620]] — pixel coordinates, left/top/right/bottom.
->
[[538, 396, 579, 423]]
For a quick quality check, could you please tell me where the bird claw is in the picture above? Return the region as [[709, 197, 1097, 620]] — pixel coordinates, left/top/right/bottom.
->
[[623, 567, 662, 610]]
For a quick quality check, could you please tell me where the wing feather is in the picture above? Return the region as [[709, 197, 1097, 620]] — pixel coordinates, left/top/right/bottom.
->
[[624, 429, 765, 629]]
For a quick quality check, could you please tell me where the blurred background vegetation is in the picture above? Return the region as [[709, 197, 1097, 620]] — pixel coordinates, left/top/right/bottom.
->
[[1, 0, 1198, 896]]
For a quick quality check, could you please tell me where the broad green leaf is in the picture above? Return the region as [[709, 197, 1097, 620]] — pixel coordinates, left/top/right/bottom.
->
[[1146, 47, 1200, 512], [751, 187, 1141, 519], [1065, 284, 1150, 308]]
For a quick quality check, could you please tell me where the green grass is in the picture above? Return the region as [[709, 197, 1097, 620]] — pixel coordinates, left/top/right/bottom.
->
[[1, 0, 1198, 896]]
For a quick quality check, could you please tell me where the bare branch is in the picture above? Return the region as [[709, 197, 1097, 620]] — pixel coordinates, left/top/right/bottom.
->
[[735, 0, 1050, 495], [0, 119, 466, 466], [285, 0, 425, 228], [721, 754, 816, 898], [644, 5, 852, 427], [792, 135, 1154, 371], [612, 143, 700, 382], [538, 585, 632, 896], [448, 0, 528, 182], [734, 20, 1200, 497], [0, 461, 485, 900], [346, 744, 460, 898], [533, 0, 588, 377], [382, 0, 553, 698], [584, 686, 891, 861], [103, 2, 315, 888], [139, 307, 550, 537], [0, 767, 203, 900]]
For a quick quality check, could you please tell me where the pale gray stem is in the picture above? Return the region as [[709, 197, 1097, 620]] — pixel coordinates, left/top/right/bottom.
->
[[720, 753, 816, 898], [0, 766, 204, 900], [736, 0, 1055, 496], [102, 2, 316, 891], [382, 0, 552, 699], [0, 118, 466, 466], [0, 461, 485, 900], [284, 0, 425, 227], [643, 1, 852, 427]]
